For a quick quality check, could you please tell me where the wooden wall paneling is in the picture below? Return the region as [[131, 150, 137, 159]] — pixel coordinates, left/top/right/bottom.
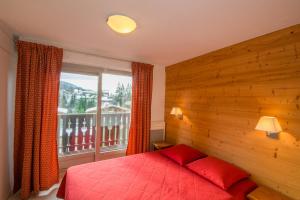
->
[[165, 24, 300, 199]]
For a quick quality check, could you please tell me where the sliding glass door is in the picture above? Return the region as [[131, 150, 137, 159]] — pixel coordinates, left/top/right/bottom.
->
[[99, 73, 132, 153], [57, 72, 98, 156], [57, 69, 132, 164]]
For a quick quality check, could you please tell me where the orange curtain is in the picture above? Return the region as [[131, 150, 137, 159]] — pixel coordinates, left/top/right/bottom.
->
[[126, 62, 153, 155], [14, 41, 63, 199]]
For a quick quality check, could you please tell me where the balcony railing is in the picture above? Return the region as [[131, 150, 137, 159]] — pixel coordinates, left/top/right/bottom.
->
[[57, 112, 131, 156]]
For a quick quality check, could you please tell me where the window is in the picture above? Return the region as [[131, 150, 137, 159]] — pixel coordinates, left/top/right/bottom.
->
[[57, 71, 132, 157]]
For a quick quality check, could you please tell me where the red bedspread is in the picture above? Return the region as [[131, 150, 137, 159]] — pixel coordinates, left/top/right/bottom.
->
[[57, 152, 255, 200]]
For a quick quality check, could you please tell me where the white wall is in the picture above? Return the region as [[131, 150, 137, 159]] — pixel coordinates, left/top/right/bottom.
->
[[151, 65, 165, 130], [0, 21, 14, 200], [63, 50, 131, 72]]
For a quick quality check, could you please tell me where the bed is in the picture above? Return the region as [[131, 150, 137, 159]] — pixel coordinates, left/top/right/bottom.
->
[[57, 150, 256, 200]]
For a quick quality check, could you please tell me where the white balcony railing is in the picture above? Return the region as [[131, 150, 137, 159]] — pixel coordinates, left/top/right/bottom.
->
[[57, 112, 131, 155]]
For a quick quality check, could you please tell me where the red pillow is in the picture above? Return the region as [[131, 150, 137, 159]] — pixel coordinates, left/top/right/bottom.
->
[[227, 179, 257, 200], [160, 144, 207, 165], [186, 156, 250, 190]]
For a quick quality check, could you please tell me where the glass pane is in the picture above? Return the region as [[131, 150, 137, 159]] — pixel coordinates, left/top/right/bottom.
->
[[100, 73, 132, 152], [57, 72, 98, 156]]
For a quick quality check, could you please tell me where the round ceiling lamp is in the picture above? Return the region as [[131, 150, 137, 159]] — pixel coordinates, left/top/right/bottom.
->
[[107, 15, 137, 34]]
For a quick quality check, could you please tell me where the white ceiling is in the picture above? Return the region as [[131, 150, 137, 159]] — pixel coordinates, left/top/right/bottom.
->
[[0, 0, 300, 66]]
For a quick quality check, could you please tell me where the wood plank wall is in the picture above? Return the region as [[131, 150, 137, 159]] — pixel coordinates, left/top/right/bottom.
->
[[165, 24, 300, 199]]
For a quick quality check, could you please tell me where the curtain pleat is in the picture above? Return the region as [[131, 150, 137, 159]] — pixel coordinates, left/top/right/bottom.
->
[[13, 41, 63, 199], [126, 62, 153, 155]]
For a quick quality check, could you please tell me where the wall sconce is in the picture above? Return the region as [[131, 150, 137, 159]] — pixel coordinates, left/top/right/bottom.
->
[[170, 107, 183, 120], [255, 116, 282, 139]]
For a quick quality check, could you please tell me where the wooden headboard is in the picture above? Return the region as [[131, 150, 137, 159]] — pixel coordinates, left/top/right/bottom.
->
[[165, 24, 300, 199]]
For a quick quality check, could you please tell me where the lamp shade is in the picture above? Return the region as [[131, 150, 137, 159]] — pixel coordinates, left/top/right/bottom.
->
[[255, 116, 282, 133], [170, 107, 182, 116]]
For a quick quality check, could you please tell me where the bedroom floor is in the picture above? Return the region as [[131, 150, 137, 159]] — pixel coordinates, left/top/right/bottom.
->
[[8, 173, 64, 200], [8, 189, 58, 200]]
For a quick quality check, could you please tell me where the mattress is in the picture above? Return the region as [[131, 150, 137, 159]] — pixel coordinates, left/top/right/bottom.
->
[[57, 151, 256, 200]]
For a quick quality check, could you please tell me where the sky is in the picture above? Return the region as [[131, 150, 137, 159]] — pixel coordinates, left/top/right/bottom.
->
[[61, 72, 132, 94]]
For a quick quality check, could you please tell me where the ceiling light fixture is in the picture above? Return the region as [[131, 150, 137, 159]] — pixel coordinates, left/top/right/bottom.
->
[[107, 15, 137, 34]]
